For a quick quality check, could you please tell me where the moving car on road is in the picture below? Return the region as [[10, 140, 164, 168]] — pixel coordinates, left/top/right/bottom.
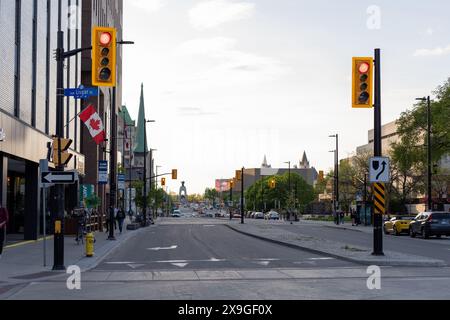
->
[[410, 212, 450, 239], [254, 212, 265, 220], [384, 216, 415, 236], [172, 210, 182, 218]]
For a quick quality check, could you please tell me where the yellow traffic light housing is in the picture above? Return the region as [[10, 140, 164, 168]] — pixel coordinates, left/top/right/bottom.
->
[[161, 178, 166, 186], [92, 26, 116, 87], [172, 169, 178, 180], [236, 170, 242, 181], [269, 179, 276, 189], [319, 171, 324, 182], [352, 57, 373, 108], [52, 138, 73, 166], [230, 180, 235, 189]]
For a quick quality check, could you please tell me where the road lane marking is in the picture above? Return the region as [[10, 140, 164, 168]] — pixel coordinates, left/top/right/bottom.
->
[[254, 261, 271, 266], [147, 245, 178, 251], [254, 259, 280, 261], [172, 263, 189, 268], [157, 260, 188, 263], [106, 262, 135, 265], [127, 264, 146, 269], [309, 258, 335, 261]]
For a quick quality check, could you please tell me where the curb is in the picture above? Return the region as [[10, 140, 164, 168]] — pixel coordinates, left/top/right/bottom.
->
[[225, 225, 447, 268]]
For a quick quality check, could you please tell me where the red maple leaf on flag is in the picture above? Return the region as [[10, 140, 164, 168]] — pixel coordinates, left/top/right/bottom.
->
[[90, 119, 101, 131]]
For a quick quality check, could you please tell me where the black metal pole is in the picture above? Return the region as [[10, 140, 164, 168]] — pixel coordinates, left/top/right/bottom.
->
[[241, 168, 244, 224], [128, 128, 133, 216], [122, 125, 126, 211], [364, 174, 367, 226], [143, 123, 147, 226], [427, 96, 433, 212], [52, 0, 65, 271], [373, 48, 384, 256], [108, 87, 117, 241], [336, 135, 339, 213], [229, 185, 233, 220]]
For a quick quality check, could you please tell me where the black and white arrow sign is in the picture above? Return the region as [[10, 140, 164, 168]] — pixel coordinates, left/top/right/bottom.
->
[[369, 157, 390, 183], [41, 171, 78, 185]]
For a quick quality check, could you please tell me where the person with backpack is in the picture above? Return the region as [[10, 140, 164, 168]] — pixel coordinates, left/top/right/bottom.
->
[[116, 207, 126, 234]]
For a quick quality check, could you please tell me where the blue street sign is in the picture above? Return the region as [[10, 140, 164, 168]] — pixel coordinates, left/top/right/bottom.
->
[[99, 160, 108, 185], [118, 174, 125, 190], [64, 85, 99, 99]]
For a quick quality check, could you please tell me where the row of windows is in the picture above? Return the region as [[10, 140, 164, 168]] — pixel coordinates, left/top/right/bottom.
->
[[0, 0, 81, 153]]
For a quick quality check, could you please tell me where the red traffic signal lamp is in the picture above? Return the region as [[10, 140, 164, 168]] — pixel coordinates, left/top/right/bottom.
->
[[352, 57, 373, 108], [92, 26, 116, 87]]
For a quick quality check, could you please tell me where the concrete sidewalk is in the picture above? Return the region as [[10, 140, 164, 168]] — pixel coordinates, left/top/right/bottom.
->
[[226, 222, 446, 267], [0, 219, 147, 286]]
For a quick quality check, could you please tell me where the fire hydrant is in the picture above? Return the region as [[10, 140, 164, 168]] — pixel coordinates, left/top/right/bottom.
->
[[86, 232, 95, 257]]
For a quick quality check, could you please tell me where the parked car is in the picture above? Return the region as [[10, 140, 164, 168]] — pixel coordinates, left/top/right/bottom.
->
[[384, 216, 415, 236], [254, 212, 265, 219], [410, 212, 450, 239], [266, 211, 280, 220]]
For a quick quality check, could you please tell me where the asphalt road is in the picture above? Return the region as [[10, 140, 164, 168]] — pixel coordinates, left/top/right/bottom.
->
[[268, 221, 450, 264], [96, 216, 356, 272]]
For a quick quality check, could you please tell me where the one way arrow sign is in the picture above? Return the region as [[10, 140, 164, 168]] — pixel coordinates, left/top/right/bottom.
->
[[41, 171, 78, 185]]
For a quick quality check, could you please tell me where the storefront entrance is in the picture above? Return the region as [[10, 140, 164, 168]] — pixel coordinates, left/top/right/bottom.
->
[[7, 159, 26, 234]]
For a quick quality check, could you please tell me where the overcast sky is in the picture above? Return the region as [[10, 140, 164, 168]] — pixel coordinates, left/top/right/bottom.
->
[[121, 0, 450, 194]]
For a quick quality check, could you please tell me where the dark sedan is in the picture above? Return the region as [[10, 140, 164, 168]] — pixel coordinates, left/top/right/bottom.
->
[[410, 212, 450, 239]]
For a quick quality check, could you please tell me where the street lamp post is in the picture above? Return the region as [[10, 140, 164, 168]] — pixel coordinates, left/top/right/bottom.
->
[[329, 134, 339, 222], [142, 120, 156, 227], [416, 96, 433, 212], [284, 161, 291, 221]]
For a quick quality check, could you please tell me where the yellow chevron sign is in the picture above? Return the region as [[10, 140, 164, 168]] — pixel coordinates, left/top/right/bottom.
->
[[373, 183, 386, 215]]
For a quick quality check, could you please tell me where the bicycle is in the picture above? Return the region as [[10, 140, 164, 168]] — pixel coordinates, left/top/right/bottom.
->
[[74, 210, 88, 245]]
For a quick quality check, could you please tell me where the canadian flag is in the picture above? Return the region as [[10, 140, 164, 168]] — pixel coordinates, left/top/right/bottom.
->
[[79, 105, 105, 145]]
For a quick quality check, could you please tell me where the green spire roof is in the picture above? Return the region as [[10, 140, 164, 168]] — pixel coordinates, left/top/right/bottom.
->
[[119, 105, 135, 127], [134, 84, 148, 154]]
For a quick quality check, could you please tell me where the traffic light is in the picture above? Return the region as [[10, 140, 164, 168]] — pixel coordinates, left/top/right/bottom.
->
[[172, 169, 178, 180], [92, 26, 116, 87], [318, 171, 324, 182], [230, 180, 235, 189], [161, 178, 166, 186], [236, 170, 242, 181], [52, 138, 73, 166], [269, 179, 276, 189], [352, 57, 373, 108]]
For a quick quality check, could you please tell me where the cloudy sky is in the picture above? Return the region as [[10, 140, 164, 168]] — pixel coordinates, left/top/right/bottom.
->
[[121, 0, 450, 194]]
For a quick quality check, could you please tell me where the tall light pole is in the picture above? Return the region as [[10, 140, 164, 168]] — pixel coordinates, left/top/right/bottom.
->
[[416, 96, 433, 212], [142, 120, 156, 227], [284, 161, 291, 220], [329, 134, 339, 216], [329, 149, 337, 220]]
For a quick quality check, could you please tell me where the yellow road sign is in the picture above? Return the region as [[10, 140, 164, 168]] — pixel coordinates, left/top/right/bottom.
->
[[373, 183, 386, 215]]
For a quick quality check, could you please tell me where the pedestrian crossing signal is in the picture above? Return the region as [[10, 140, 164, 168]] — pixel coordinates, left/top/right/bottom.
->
[[352, 57, 373, 108]]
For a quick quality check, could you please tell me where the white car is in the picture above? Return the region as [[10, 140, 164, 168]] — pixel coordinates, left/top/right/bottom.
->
[[172, 210, 181, 218], [254, 212, 265, 219], [266, 211, 280, 220]]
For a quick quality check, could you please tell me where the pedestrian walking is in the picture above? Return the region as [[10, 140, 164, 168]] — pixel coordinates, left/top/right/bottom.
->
[[351, 210, 356, 226], [116, 207, 126, 234], [340, 211, 345, 225], [0, 205, 9, 259]]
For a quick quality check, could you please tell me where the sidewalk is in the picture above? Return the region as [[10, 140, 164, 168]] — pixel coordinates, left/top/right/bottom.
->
[[0, 219, 145, 286], [226, 221, 446, 267]]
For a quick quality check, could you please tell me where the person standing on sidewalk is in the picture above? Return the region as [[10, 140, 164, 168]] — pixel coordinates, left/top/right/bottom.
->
[[116, 207, 126, 234], [0, 205, 9, 259]]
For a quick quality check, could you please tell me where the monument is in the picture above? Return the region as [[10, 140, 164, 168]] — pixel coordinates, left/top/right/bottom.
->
[[179, 181, 188, 204]]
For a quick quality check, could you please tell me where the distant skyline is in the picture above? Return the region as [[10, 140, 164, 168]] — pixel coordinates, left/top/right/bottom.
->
[[122, 0, 450, 194]]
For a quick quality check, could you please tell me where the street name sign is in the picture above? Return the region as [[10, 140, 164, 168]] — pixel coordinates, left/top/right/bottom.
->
[[369, 157, 390, 183], [64, 85, 99, 100], [98, 160, 108, 185], [41, 171, 78, 185]]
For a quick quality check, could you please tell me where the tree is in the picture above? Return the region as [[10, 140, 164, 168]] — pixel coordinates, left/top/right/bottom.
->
[[391, 78, 450, 209]]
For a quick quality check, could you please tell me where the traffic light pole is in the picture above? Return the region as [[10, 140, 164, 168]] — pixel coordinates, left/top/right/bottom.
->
[[427, 96, 433, 212], [108, 87, 117, 241], [372, 48, 384, 256]]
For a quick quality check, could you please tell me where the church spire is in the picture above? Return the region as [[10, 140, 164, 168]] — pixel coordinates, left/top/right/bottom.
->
[[134, 83, 148, 153], [300, 151, 310, 169], [261, 155, 271, 168]]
